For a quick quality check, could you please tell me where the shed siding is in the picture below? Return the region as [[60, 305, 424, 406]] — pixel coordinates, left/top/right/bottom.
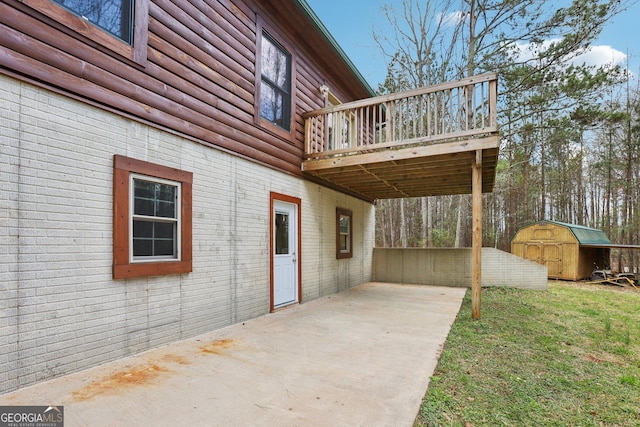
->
[[511, 222, 577, 245], [0, 75, 374, 393], [511, 222, 608, 281]]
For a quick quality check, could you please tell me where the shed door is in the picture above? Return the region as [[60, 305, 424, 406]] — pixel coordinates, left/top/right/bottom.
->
[[543, 244, 563, 277], [525, 244, 541, 263]]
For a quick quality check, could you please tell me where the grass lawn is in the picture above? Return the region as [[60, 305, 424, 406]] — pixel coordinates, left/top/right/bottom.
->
[[415, 281, 640, 426]]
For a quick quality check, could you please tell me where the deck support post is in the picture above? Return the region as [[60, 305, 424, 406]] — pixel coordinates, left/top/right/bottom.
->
[[472, 149, 482, 319]]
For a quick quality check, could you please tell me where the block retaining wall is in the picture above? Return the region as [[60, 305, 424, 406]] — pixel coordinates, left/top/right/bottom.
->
[[373, 247, 548, 290]]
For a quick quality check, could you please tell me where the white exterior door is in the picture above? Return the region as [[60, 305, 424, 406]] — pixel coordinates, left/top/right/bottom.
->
[[273, 200, 298, 308]]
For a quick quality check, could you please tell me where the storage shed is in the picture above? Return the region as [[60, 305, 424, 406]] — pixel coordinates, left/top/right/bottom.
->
[[511, 220, 611, 281]]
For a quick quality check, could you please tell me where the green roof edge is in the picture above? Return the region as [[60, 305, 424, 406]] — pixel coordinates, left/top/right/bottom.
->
[[294, 0, 377, 97], [546, 220, 611, 245], [514, 220, 611, 245], [547, 220, 601, 232]]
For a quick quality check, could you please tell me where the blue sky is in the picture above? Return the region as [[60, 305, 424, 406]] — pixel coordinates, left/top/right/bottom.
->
[[306, 0, 640, 89]]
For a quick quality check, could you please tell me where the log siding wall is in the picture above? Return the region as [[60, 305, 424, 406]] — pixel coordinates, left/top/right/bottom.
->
[[0, 0, 371, 177]]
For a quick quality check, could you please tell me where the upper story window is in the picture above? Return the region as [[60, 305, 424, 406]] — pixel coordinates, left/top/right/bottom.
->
[[51, 0, 134, 44], [259, 31, 292, 132], [23, 0, 149, 65]]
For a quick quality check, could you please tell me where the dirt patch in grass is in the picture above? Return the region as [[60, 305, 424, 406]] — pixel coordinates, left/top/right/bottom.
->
[[415, 281, 640, 426], [569, 279, 639, 295]]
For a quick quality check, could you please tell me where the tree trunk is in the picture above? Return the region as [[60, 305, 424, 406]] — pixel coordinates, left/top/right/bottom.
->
[[400, 199, 408, 247], [455, 196, 465, 247], [389, 201, 396, 247], [381, 201, 388, 247], [427, 197, 433, 247], [421, 197, 432, 247]]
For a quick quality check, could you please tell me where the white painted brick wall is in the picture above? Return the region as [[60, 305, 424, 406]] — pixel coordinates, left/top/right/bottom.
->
[[0, 75, 375, 393]]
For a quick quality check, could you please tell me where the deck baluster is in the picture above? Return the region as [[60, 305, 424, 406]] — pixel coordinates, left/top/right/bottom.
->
[[302, 73, 498, 159]]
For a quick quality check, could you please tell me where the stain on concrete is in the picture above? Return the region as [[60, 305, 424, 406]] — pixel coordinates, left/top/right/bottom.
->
[[199, 339, 234, 355], [161, 354, 191, 365], [72, 363, 169, 401]]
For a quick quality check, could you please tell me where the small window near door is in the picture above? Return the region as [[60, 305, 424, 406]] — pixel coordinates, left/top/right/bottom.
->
[[336, 208, 352, 259]]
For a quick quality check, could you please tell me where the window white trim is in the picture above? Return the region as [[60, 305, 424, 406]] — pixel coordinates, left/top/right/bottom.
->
[[128, 173, 182, 263], [336, 207, 353, 259], [339, 213, 351, 253]]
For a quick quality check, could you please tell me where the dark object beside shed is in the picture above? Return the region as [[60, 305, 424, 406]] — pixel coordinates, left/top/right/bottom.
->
[[511, 220, 611, 281]]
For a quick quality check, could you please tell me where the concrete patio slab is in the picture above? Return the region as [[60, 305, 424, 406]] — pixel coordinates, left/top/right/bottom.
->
[[0, 282, 466, 426]]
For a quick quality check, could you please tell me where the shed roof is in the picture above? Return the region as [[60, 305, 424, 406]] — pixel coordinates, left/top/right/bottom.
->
[[538, 220, 611, 245]]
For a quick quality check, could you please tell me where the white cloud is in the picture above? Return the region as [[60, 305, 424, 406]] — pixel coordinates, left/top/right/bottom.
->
[[514, 39, 558, 63], [515, 39, 627, 69], [438, 11, 465, 27], [569, 45, 626, 68]]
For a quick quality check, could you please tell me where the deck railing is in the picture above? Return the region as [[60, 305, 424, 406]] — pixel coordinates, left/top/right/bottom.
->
[[303, 73, 498, 159]]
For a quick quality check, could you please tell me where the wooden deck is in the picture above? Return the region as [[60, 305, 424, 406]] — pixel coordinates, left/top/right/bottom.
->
[[302, 73, 500, 201]]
